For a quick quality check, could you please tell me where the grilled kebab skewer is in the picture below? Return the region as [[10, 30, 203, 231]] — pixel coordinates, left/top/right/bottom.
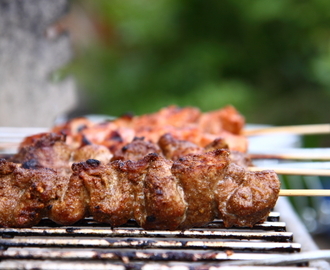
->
[[0, 141, 279, 230], [0, 152, 279, 229], [49, 105, 248, 153]]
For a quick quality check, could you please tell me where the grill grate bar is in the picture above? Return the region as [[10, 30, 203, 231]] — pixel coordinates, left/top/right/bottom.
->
[[0, 249, 292, 262], [0, 227, 293, 242], [0, 261, 319, 270], [37, 218, 286, 232], [267, 212, 280, 221], [202, 221, 286, 231], [0, 238, 301, 252]]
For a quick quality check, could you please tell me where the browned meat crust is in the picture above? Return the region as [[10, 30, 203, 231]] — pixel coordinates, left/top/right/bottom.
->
[[73, 144, 112, 164], [0, 149, 280, 229], [158, 133, 204, 160], [159, 133, 252, 168], [111, 137, 163, 162], [11, 133, 112, 177], [129, 153, 186, 230], [198, 105, 244, 135], [11, 132, 251, 181], [11, 133, 73, 176], [172, 149, 229, 229], [216, 163, 280, 227], [48, 162, 89, 226], [50, 154, 187, 230], [76, 159, 134, 227], [0, 159, 68, 228], [49, 105, 248, 152]]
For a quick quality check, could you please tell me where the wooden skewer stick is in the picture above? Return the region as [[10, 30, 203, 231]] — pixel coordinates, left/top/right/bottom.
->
[[249, 166, 330, 176], [249, 153, 330, 161], [0, 142, 20, 149], [280, 189, 330, 197], [0, 127, 49, 134], [243, 124, 330, 136]]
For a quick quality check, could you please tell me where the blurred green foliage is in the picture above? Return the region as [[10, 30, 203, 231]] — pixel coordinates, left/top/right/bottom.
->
[[69, 0, 330, 128]]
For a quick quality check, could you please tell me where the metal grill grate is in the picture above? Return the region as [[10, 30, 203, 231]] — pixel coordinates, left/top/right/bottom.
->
[[0, 212, 320, 270]]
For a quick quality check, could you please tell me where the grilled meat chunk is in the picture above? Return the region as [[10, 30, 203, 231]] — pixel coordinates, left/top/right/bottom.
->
[[204, 138, 252, 168], [172, 149, 230, 229], [227, 151, 253, 169], [216, 163, 280, 227], [127, 153, 187, 230], [111, 137, 163, 161], [73, 144, 112, 164], [158, 133, 204, 160], [0, 159, 67, 227], [48, 161, 90, 226], [11, 133, 73, 176], [12, 133, 112, 177], [78, 159, 134, 227], [159, 133, 252, 168], [56, 154, 187, 230], [198, 105, 244, 135]]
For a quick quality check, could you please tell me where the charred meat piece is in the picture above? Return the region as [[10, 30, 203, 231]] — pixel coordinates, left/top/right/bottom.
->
[[62, 154, 187, 230], [228, 151, 253, 169], [159, 133, 252, 168], [204, 137, 229, 151], [204, 138, 252, 168], [12, 133, 112, 177], [0, 159, 67, 228], [111, 137, 163, 161], [126, 153, 187, 230], [216, 163, 280, 227], [78, 159, 134, 227], [172, 149, 230, 229], [73, 144, 112, 164], [158, 133, 204, 160], [82, 123, 136, 154], [51, 117, 95, 149], [48, 161, 90, 226], [11, 133, 73, 176]]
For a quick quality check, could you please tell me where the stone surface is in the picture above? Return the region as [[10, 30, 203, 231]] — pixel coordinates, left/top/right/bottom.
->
[[0, 0, 77, 127]]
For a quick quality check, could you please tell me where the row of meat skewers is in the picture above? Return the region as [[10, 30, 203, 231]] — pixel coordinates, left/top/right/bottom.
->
[[0, 105, 329, 229]]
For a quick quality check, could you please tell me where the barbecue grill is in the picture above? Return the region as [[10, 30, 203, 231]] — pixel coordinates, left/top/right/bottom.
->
[[0, 199, 327, 269], [0, 127, 329, 270]]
